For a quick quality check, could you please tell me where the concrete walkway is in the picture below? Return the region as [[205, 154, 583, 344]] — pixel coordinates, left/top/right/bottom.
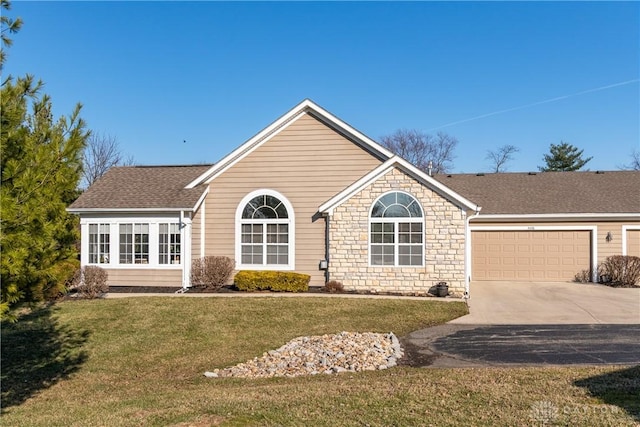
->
[[450, 281, 640, 325]]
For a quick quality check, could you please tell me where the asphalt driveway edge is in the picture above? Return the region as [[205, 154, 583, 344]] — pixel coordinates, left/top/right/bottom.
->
[[402, 323, 640, 368]]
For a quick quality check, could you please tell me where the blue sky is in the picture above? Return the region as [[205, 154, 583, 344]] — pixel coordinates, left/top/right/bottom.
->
[[5, 1, 639, 173]]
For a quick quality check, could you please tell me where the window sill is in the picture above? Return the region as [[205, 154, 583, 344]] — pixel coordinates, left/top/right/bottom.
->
[[84, 263, 182, 269], [368, 264, 425, 268], [236, 264, 295, 271]]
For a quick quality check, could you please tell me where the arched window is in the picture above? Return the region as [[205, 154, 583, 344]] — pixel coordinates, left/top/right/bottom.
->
[[370, 191, 424, 266], [236, 190, 294, 269]]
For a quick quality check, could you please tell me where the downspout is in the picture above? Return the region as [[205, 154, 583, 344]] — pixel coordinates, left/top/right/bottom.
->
[[464, 207, 482, 299], [180, 210, 193, 291]]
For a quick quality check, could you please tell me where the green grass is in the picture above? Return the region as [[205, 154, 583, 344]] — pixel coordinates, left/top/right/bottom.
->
[[2, 297, 638, 426]]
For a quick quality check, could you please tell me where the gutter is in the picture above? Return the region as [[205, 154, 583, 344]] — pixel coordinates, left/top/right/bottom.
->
[[66, 207, 194, 213]]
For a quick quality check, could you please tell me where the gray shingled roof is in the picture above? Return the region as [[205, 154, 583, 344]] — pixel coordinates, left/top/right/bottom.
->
[[69, 165, 212, 210], [70, 165, 639, 215], [434, 170, 640, 215]]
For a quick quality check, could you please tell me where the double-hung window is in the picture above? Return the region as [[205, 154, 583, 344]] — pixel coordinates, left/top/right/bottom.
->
[[239, 193, 291, 267], [119, 223, 149, 264], [159, 223, 181, 264], [88, 224, 110, 264], [87, 220, 183, 267], [370, 191, 424, 266]]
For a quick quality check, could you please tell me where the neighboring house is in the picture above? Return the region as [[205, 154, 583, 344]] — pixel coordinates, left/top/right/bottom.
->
[[68, 99, 640, 296]]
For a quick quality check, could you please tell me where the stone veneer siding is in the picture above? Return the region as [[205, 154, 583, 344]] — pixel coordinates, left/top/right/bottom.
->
[[328, 168, 467, 296]]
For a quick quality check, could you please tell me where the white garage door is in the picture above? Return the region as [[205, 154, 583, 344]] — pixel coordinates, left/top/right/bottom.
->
[[472, 230, 591, 281]]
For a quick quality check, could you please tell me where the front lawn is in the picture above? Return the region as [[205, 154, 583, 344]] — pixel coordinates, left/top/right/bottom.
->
[[2, 298, 638, 426]]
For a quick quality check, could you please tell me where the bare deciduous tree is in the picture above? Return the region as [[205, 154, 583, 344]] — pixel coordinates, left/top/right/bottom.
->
[[621, 150, 640, 171], [380, 129, 457, 174], [486, 144, 520, 173], [82, 133, 134, 188]]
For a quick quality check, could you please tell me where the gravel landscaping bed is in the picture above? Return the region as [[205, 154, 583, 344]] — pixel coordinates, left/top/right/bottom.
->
[[204, 331, 404, 378]]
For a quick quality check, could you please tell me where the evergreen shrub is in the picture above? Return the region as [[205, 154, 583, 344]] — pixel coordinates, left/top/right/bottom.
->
[[235, 270, 310, 292]]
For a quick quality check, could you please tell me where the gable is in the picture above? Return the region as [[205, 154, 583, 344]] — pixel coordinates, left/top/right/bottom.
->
[[233, 112, 385, 172], [186, 99, 394, 188], [319, 156, 480, 215], [207, 112, 385, 205]]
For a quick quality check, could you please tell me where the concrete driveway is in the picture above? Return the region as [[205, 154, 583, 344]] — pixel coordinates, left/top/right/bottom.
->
[[451, 281, 640, 325]]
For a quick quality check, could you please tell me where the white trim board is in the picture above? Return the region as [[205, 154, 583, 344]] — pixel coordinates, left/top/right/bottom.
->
[[234, 189, 296, 271], [185, 99, 395, 189], [367, 190, 425, 268], [469, 225, 599, 283], [69, 207, 193, 213], [200, 199, 206, 259], [319, 156, 480, 215], [192, 186, 209, 212], [471, 213, 640, 221], [81, 216, 186, 271]]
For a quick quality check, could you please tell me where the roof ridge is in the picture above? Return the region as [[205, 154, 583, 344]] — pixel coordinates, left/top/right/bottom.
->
[[118, 164, 215, 169]]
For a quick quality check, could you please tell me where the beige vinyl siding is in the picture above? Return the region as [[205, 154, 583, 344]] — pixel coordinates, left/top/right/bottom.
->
[[627, 229, 640, 257], [204, 113, 383, 285], [105, 268, 182, 287], [597, 223, 636, 260], [191, 206, 202, 260]]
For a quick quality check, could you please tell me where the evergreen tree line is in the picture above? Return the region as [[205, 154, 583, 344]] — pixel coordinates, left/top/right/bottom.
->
[[1, 0, 88, 319]]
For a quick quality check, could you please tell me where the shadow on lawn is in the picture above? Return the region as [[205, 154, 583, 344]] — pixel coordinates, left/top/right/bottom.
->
[[1, 305, 89, 411], [574, 365, 640, 422]]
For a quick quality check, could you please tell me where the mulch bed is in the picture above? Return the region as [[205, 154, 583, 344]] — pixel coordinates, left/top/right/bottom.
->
[[107, 285, 440, 298]]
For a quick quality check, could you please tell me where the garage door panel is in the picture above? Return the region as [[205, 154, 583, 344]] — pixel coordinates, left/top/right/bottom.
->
[[472, 230, 591, 282], [531, 270, 546, 280], [531, 258, 545, 266]]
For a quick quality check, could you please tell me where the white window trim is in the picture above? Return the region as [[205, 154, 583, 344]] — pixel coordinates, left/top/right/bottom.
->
[[88, 223, 111, 264], [368, 190, 425, 268], [235, 189, 295, 271], [80, 216, 183, 270], [622, 225, 640, 256]]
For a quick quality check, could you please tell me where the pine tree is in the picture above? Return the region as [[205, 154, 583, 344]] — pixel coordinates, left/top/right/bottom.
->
[[538, 142, 592, 172], [1, 1, 89, 319]]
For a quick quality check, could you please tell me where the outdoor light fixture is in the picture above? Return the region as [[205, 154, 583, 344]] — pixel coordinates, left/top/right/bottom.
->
[[606, 232, 613, 242], [319, 260, 328, 270]]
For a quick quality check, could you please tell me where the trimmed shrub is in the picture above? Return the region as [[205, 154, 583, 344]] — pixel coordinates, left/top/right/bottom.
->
[[69, 266, 109, 299], [190, 256, 235, 290], [324, 280, 344, 293], [573, 269, 592, 283], [599, 255, 640, 287], [235, 271, 310, 292]]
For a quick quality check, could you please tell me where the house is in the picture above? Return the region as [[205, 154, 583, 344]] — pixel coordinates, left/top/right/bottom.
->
[[68, 99, 640, 296]]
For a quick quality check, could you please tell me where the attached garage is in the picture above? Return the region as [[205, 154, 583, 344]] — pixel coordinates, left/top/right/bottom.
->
[[472, 229, 592, 282], [625, 228, 640, 257]]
